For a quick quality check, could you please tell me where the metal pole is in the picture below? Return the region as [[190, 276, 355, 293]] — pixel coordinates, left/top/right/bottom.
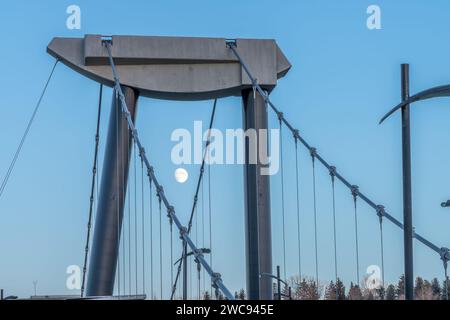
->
[[276, 266, 281, 301], [242, 89, 273, 300], [86, 86, 138, 296], [1, 289, 3, 300], [401, 64, 414, 300]]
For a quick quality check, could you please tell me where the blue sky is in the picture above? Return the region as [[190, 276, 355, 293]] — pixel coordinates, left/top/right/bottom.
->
[[1, 0, 450, 298]]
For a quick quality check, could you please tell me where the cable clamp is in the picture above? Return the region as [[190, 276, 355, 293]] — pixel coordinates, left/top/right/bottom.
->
[[212, 273, 222, 287], [252, 81, 258, 99], [101, 38, 113, 46], [351, 185, 359, 199], [194, 248, 204, 259], [277, 111, 284, 122], [310, 147, 317, 159], [180, 226, 187, 237], [167, 205, 175, 217], [225, 39, 237, 48], [440, 247, 450, 264], [376, 205, 385, 223], [329, 166, 337, 178], [139, 147, 146, 158], [293, 129, 300, 141]]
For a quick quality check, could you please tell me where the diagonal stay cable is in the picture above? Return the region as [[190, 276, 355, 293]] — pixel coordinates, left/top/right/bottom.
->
[[227, 41, 449, 262], [103, 41, 234, 300], [0, 59, 59, 199], [171, 99, 217, 300]]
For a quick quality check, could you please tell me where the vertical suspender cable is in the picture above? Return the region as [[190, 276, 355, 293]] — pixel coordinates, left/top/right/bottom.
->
[[278, 113, 287, 280], [81, 83, 102, 297], [141, 158, 146, 295], [444, 260, 449, 300], [329, 166, 338, 298], [134, 141, 138, 295], [202, 178, 205, 294], [294, 132, 302, 280], [128, 140, 132, 294], [208, 163, 213, 297], [351, 185, 360, 286], [158, 192, 163, 299], [149, 177, 154, 299], [310, 149, 319, 290], [197, 259, 201, 299], [190, 254, 193, 299], [170, 216, 174, 295], [122, 112, 127, 295], [115, 89, 121, 298], [376, 205, 386, 288]]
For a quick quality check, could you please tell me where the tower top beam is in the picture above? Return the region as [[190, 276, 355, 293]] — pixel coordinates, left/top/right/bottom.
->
[[47, 34, 291, 101]]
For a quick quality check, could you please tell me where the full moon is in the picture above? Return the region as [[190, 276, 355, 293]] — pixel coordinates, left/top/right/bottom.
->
[[174, 167, 189, 183]]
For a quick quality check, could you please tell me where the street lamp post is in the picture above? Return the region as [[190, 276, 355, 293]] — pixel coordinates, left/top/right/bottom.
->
[[380, 64, 450, 300], [260, 265, 292, 300], [174, 248, 210, 300]]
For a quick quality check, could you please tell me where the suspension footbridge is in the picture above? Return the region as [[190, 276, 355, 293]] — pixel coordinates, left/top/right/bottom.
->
[[1, 35, 449, 300]]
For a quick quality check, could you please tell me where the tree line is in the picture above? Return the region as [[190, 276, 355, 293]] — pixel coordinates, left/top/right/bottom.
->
[[201, 275, 449, 300]]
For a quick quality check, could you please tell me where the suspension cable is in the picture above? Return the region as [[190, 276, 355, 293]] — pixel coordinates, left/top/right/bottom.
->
[[81, 83, 103, 297], [329, 166, 338, 297], [171, 99, 217, 299], [278, 113, 287, 280], [0, 59, 59, 197], [0, 59, 59, 199], [104, 41, 234, 299], [226, 42, 448, 261], [376, 205, 386, 287], [294, 131, 302, 280], [310, 148, 319, 289], [351, 185, 360, 286]]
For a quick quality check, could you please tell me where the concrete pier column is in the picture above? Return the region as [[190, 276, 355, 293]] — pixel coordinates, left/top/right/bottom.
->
[[86, 86, 138, 296], [242, 88, 273, 300]]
